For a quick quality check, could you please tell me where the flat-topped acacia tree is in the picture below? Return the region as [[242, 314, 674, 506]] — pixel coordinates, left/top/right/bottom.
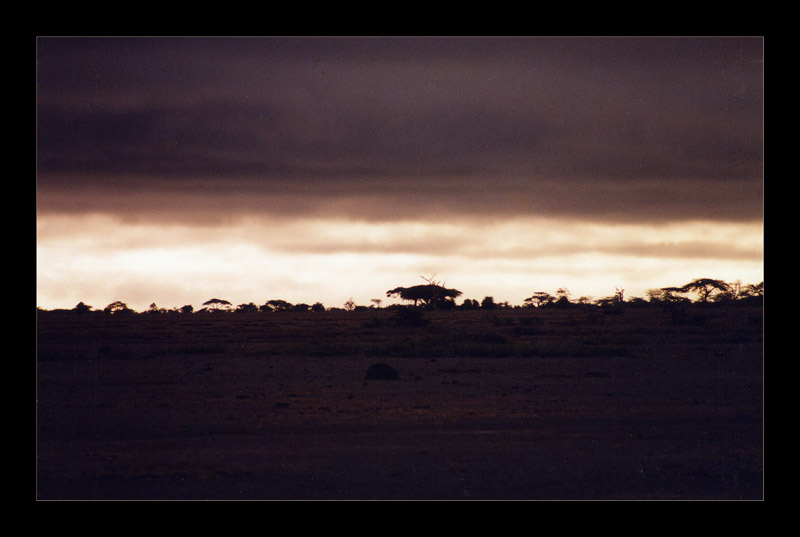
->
[[678, 278, 731, 303], [203, 298, 232, 311], [386, 276, 462, 310]]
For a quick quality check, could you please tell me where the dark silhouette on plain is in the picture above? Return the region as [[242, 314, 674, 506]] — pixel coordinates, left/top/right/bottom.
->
[[386, 284, 462, 310], [365, 362, 400, 380], [43, 277, 762, 316], [202, 298, 232, 311]]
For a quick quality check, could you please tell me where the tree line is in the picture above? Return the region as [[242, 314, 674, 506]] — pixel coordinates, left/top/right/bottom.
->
[[42, 277, 763, 316]]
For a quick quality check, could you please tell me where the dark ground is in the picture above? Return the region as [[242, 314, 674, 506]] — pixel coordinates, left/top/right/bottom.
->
[[36, 305, 763, 500]]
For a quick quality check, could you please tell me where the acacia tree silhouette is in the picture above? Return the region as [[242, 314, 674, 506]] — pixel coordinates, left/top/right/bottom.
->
[[679, 278, 730, 303], [53, 277, 762, 316], [524, 292, 554, 308], [104, 301, 134, 314], [262, 299, 293, 312], [203, 298, 232, 311], [386, 275, 462, 309]]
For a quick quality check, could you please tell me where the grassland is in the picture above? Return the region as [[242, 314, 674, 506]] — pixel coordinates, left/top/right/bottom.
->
[[36, 304, 763, 500]]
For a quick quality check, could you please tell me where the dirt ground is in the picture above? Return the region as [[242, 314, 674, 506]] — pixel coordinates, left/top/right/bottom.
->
[[36, 307, 763, 500]]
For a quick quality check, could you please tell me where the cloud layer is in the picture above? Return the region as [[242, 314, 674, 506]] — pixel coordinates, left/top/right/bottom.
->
[[37, 37, 764, 224]]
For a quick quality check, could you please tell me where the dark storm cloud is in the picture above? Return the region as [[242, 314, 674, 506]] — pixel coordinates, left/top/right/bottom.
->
[[36, 36, 764, 223]]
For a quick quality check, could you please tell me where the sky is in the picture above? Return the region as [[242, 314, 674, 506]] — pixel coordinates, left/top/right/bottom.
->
[[36, 36, 764, 311]]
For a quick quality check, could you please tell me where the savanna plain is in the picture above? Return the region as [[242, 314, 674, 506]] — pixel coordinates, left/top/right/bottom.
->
[[36, 304, 763, 500]]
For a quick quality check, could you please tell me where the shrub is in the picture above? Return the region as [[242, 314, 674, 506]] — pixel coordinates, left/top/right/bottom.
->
[[365, 363, 400, 380]]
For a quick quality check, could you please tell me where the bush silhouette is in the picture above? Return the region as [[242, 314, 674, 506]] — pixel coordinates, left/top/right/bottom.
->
[[365, 363, 400, 380]]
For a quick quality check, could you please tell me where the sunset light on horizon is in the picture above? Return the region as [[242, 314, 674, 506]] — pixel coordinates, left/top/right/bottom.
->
[[36, 37, 763, 313]]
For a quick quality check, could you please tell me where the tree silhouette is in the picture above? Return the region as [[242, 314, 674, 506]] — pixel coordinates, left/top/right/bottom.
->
[[741, 281, 764, 297], [261, 299, 293, 312], [104, 301, 134, 314], [614, 287, 625, 304], [679, 278, 730, 303], [460, 298, 480, 310], [46, 275, 762, 317], [481, 296, 497, 310], [553, 295, 572, 308], [73, 302, 92, 313], [646, 288, 664, 302], [147, 303, 167, 314], [386, 280, 462, 309], [524, 292, 554, 308], [203, 298, 232, 311], [656, 286, 688, 303]]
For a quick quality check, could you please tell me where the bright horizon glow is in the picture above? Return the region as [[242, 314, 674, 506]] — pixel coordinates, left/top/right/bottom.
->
[[36, 213, 764, 312]]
